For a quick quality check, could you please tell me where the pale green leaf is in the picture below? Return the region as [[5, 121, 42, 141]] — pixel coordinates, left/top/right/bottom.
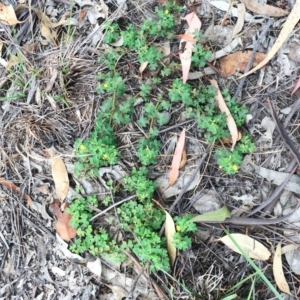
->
[[190, 206, 231, 223]]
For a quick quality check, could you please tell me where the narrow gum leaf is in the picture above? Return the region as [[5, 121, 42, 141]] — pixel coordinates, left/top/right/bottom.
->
[[209, 79, 238, 150], [179, 12, 201, 83], [190, 206, 231, 223], [49, 150, 69, 202], [273, 243, 292, 295], [169, 129, 186, 185], [218, 233, 271, 260], [165, 211, 177, 267]]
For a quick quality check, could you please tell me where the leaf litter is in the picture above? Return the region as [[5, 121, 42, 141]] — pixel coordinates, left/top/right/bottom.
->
[[0, 1, 299, 299]]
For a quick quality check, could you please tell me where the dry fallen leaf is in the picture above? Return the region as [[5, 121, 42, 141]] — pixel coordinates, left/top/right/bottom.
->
[[273, 243, 292, 295], [49, 151, 69, 202], [241, 0, 289, 17], [232, 3, 245, 39], [179, 12, 201, 83], [221, 131, 242, 145], [165, 211, 176, 267], [179, 149, 187, 169], [291, 76, 300, 95], [0, 3, 24, 25], [0, 178, 33, 208], [217, 233, 271, 260], [177, 33, 197, 42], [87, 257, 102, 277], [281, 244, 299, 255], [240, 0, 300, 79], [51, 200, 76, 241], [220, 51, 266, 77], [209, 79, 238, 150], [78, 9, 87, 23], [139, 61, 148, 74], [169, 129, 186, 186], [108, 285, 128, 300], [41, 22, 55, 45]]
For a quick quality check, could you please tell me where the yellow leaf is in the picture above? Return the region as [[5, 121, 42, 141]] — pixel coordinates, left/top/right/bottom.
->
[[50, 150, 69, 202], [0, 3, 23, 25], [209, 79, 238, 150], [273, 243, 292, 295], [239, 0, 300, 79], [165, 211, 176, 267], [217, 233, 271, 260]]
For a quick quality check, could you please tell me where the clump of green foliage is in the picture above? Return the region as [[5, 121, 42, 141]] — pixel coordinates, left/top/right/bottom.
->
[[74, 116, 119, 177], [70, 1, 255, 273], [66, 196, 126, 261], [68, 168, 196, 272]]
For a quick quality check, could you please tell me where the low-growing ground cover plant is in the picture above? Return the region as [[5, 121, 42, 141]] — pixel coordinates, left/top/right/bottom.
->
[[70, 0, 255, 273]]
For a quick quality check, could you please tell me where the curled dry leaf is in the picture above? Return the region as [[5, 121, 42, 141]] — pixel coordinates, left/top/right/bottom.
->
[[169, 129, 186, 186], [240, 0, 289, 17], [51, 200, 76, 241], [220, 51, 266, 77], [179, 12, 201, 83], [209, 79, 238, 150], [0, 3, 24, 25], [217, 233, 271, 260], [240, 0, 300, 79], [0, 178, 33, 208], [49, 150, 69, 202], [165, 211, 176, 267], [273, 243, 292, 295]]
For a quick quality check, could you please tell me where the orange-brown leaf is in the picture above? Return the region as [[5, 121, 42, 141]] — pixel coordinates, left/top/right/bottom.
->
[[169, 129, 186, 185], [179, 149, 187, 169], [220, 51, 266, 77], [51, 200, 76, 241], [0, 177, 33, 208], [177, 34, 197, 42]]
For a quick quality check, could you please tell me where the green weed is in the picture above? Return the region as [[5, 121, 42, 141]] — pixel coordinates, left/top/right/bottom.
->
[[70, 0, 256, 275]]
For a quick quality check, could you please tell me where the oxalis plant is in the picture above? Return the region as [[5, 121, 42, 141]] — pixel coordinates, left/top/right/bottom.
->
[[69, 2, 255, 272]]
